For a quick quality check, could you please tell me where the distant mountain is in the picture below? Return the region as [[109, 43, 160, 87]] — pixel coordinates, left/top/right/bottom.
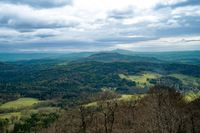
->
[[78, 52, 161, 63], [57, 52, 94, 60], [0, 53, 58, 61], [111, 49, 200, 60], [111, 49, 134, 55], [0, 52, 94, 62], [1, 50, 199, 65], [110, 49, 200, 64]]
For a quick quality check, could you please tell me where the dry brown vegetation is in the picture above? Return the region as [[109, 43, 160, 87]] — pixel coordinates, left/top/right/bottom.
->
[[38, 86, 200, 133]]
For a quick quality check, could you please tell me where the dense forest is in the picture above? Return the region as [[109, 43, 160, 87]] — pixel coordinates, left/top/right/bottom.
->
[[0, 51, 200, 133]]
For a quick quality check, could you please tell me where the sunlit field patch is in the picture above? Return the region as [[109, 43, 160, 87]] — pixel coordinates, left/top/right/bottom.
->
[[169, 74, 200, 87], [119, 72, 161, 87], [184, 91, 200, 102], [0, 98, 40, 110]]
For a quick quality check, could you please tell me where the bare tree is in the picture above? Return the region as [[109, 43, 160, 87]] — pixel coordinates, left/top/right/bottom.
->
[[98, 101, 118, 133], [79, 106, 95, 133]]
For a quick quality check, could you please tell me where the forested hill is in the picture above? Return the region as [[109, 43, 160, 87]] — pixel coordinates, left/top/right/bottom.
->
[[0, 50, 200, 63], [0, 52, 200, 104], [75, 52, 162, 63], [112, 49, 200, 60], [0, 51, 200, 133]]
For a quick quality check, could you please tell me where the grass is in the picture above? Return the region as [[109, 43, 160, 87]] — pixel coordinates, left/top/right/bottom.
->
[[169, 74, 200, 86], [84, 102, 98, 107], [0, 98, 40, 120], [184, 91, 200, 103], [0, 110, 39, 119], [0, 98, 40, 110], [84, 91, 200, 108], [0, 107, 60, 120], [0, 112, 21, 119], [119, 94, 145, 101], [0, 107, 59, 120], [84, 94, 145, 107], [0, 97, 60, 130], [119, 72, 161, 87]]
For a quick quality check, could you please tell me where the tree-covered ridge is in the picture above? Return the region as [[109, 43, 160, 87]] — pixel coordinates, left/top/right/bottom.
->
[[0, 52, 200, 133], [0, 52, 200, 104]]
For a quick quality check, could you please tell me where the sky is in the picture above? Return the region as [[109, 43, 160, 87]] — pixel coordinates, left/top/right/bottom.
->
[[0, 0, 200, 52]]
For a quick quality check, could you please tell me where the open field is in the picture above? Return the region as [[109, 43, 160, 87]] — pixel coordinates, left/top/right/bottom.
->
[[184, 91, 200, 102], [120, 93, 200, 103], [118, 94, 145, 101], [0, 107, 60, 119], [85, 94, 145, 107], [0, 98, 40, 110], [0, 98, 59, 120], [119, 72, 161, 87], [84, 91, 200, 108], [0, 112, 21, 119], [169, 74, 200, 86], [0, 98, 40, 120]]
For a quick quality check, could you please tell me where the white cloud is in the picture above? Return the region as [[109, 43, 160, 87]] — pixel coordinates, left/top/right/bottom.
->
[[123, 15, 160, 25], [0, 0, 72, 8], [0, 28, 20, 36], [172, 5, 200, 16], [0, 0, 199, 52], [0, 3, 80, 28], [114, 36, 200, 51]]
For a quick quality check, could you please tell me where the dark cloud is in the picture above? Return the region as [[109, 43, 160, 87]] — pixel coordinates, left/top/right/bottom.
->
[[172, 0, 200, 8], [0, 0, 72, 8], [0, 14, 78, 31], [0, 40, 99, 52], [108, 8, 134, 19], [96, 36, 157, 44], [35, 34, 56, 38], [157, 26, 200, 37], [155, 0, 200, 10], [154, 16, 200, 37]]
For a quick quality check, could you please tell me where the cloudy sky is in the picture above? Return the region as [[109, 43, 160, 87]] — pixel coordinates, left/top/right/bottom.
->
[[0, 0, 200, 52]]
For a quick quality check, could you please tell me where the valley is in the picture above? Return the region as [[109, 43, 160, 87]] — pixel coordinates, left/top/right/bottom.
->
[[0, 50, 200, 133]]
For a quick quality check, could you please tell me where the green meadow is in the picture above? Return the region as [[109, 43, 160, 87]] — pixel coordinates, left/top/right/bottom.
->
[[183, 91, 200, 102], [84, 94, 145, 107], [0, 112, 21, 119], [0, 98, 40, 110], [169, 74, 200, 86], [0, 98, 59, 120], [119, 72, 161, 87], [118, 94, 145, 101]]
